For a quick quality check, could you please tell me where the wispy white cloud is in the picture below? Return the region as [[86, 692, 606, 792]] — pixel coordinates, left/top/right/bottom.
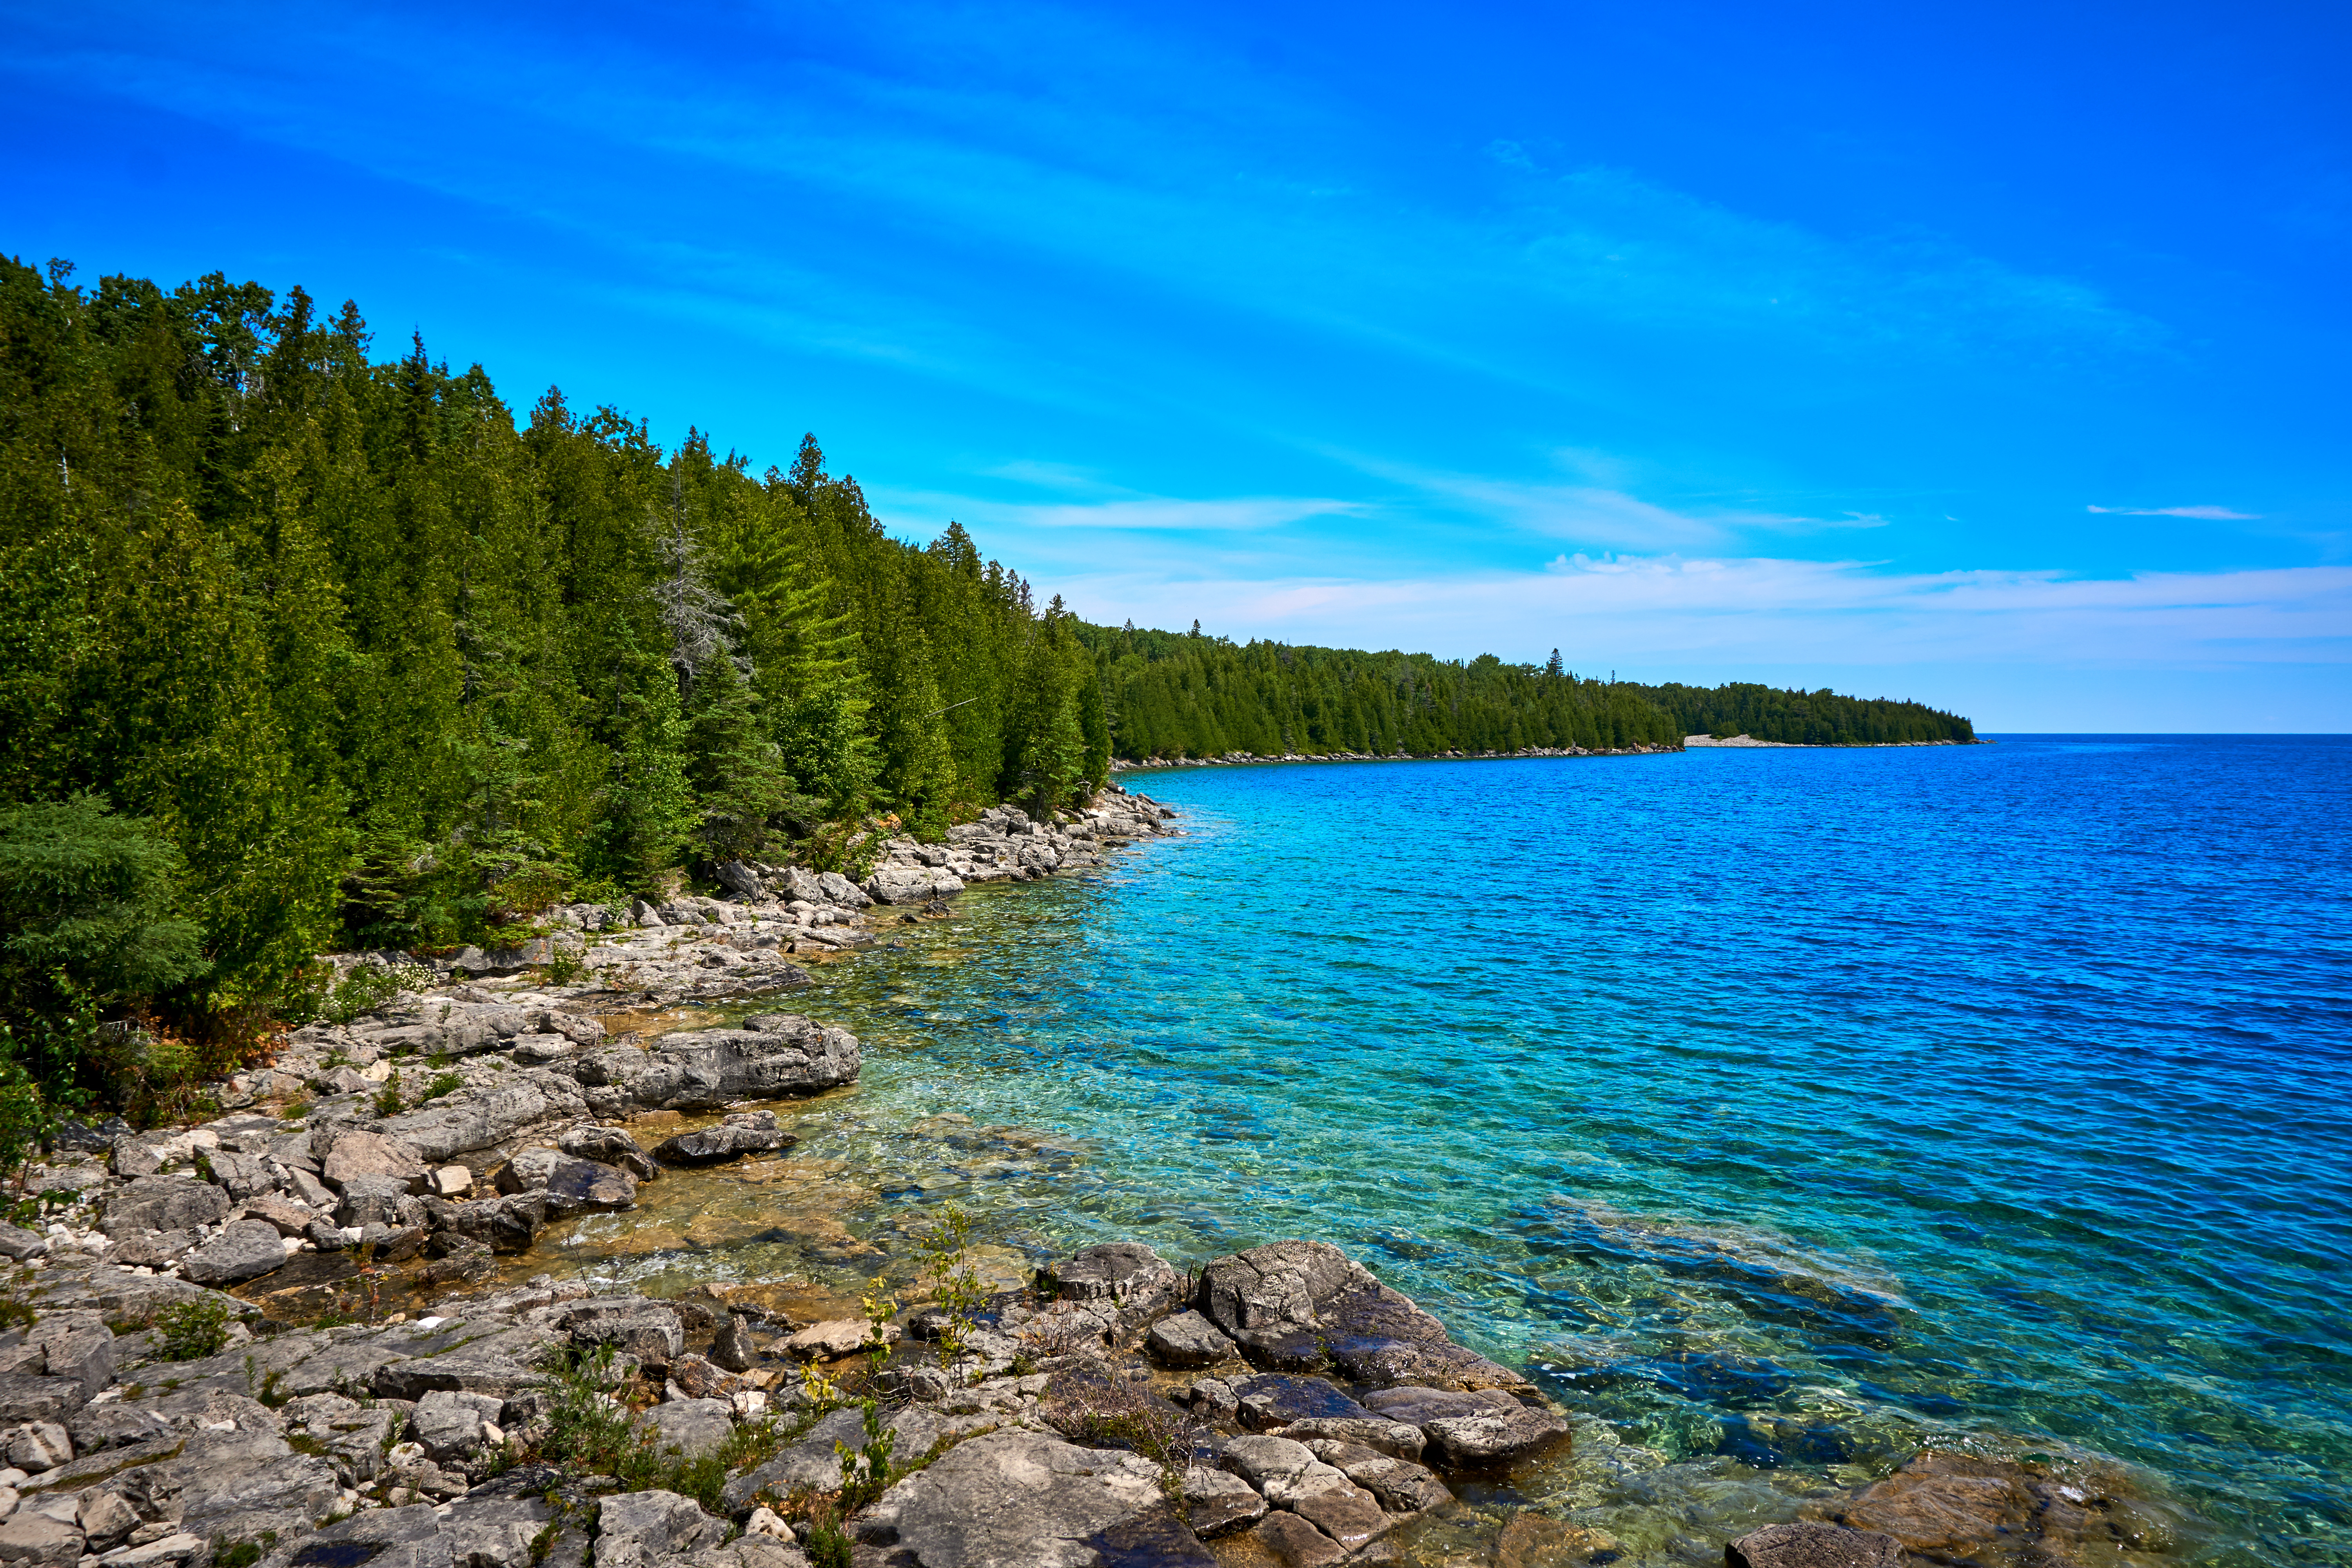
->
[[1047, 556, 2352, 668], [866, 485, 1359, 533], [2087, 504, 2260, 520]]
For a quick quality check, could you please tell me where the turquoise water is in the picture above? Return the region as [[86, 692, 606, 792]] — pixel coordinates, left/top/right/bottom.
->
[[715, 738, 2351, 1563]]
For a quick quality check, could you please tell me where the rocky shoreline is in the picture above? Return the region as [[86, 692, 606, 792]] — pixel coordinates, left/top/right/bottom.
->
[[0, 784, 2162, 1568]]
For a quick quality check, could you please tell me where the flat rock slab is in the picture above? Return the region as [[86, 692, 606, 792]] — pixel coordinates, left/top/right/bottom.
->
[[652, 1115, 795, 1166], [1728, 1521, 1903, 1568], [1247, 1512, 1346, 1567], [1420, 1405, 1571, 1470], [1180, 1466, 1266, 1539], [639, 1397, 735, 1458], [860, 1428, 1214, 1568], [181, 1220, 290, 1285], [1230, 1374, 1376, 1434], [1145, 1312, 1236, 1370]]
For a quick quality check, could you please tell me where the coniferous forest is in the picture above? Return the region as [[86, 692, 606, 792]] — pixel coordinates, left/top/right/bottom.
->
[[0, 255, 1972, 1063]]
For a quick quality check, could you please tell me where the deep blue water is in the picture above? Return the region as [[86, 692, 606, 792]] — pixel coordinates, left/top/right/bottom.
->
[[739, 737, 2352, 1563]]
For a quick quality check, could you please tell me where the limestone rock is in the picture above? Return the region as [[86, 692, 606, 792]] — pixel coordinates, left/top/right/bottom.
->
[[492, 1149, 636, 1216], [719, 1408, 866, 1512], [99, 1178, 229, 1238], [339, 1172, 423, 1229], [200, 1149, 275, 1201], [378, 1071, 591, 1164], [1301, 1439, 1450, 1513], [559, 1299, 684, 1365], [1230, 1374, 1376, 1434], [2, 1423, 68, 1473], [1146, 1311, 1237, 1369], [709, 1314, 759, 1373], [0, 1508, 81, 1568], [316, 1128, 428, 1191], [0, 1228, 44, 1263], [1277, 1417, 1425, 1463], [858, 1428, 1214, 1568], [594, 1017, 860, 1112], [1728, 1521, 1903, 1568], [409, 1388, 506, 1461], [638, 1397, 734, 1458], [1045, 1242, 1180, 1319], [1419, 1404, 1571, 1469], [178, 1220, 289, 1286], [557, 1125, 656, 1180], [780, 1319, 887, 1361], [595, 1489, 723, 1568], [1247, 1511, 1345, 1567], [243, 1196, 316, 1237], [1181, 1465, 1267, 1538], [651, 1112, 794, 1166]]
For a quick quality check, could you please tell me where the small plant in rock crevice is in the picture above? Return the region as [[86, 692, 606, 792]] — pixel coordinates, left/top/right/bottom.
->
[[915, 1202, 985, 1386], [153, 1297, 233, 1360], [373, 1070, 404, 1118]]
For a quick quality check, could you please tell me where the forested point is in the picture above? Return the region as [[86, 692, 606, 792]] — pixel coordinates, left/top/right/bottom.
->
[[0, 253, 1971, 1081]]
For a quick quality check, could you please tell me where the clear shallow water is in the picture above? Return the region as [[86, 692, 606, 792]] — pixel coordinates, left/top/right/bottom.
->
[[590, 738, 2352, 1564]]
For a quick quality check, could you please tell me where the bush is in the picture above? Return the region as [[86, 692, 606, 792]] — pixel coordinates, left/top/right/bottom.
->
[[153, 1297, 234, 1360], [0, 795, 206, 1014]]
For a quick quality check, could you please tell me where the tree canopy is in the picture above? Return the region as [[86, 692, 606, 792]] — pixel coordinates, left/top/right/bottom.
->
[[0, 252, 1974, 1038]]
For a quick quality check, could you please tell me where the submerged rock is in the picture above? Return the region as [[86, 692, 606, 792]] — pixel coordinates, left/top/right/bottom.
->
[[1729, 1521, 1903, 1568], [652, 1112, 795, 1166]]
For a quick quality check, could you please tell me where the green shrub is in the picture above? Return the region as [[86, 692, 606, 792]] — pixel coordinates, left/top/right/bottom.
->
[[153, 1297, 234, 1361]]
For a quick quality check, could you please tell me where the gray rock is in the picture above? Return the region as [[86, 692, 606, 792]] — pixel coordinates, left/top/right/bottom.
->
[[421, 1194, 545, 1253], [3, 1422, 69, 1472], [100, 1178, 229, 1238], [650, 1112, 794, 1166], [1418, 1405, 1570, 1469], [589, 1017, 859, 1112], [74, 1488, 138, 1551], [378, 1071, 591, 1163], [292, 1503, 452, 1568], [559, 1299, 682, 1365], [1181, 1466, 1267, 1538], [243, 1196, 317, 1237], [339, 1173, 423, 1229], [1300, 1440, 1451, 1513], [177, 1220, 289, 1286], [1248, 1511, 1345, 1566], [556, 1125, 655, 1180], [814, 872, 869, 907], [595, 1490, 722, 1568], [103, 1230, 194, 1270], [201, 1149, 276, 1200], [858, 1428, 1214, 1567], [317, 1128, 429, 1191], [1726, 1521, 1905, 1568], [1276, 1417, 1425, 1463], [510, 1034, 574, 1066], [67, 1399, 171, 1455], [440, 1494, 589, 1568], [1230, 1374, 1376, 1434], [1045, 1242, 1180, 1320], [286, 1167, 337, 1208], [715, 861, 761, 898], [1147, 1311, 1238, 1369], [25, 1316, 115, 1404], [1357, 1384, 1521, 1427], [637, 1397, 733, 1458], [865, 866, 961, 905], [0, 1227, 46, 1263], [1198, 1240, 1528, 1391], [134, 1425, 338, 1540], [710, 1314, 758, 1373], [719, 1408, 865, 1512], [410, 1388, 506, 1461], [491, 1149, 636, 1216], [0, 1510, 81, 1568]]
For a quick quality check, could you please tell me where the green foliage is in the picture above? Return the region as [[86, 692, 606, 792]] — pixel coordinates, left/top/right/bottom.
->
[[153, 1296, 234, 1360], [373, 1069, 404, 1118], [528, 1345, 802, 1515], [0, 250, 1974, 1068], [421, 1071, 464, 1103], [916, 1202, 985, 1384], [0, 1036, 58, 1184], [0, 795, 207, 1005], [833, 1397, 897, 1510], [1632, 681, 1975, 745]]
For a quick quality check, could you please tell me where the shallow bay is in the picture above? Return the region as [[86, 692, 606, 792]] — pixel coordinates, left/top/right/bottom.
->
[[572, 737, 2352, 1564]]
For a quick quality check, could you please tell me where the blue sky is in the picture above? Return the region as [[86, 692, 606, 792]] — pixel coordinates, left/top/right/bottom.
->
[[5, 0, 2347, 729]]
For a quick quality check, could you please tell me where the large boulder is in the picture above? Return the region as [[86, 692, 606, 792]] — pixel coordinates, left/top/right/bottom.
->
[[178, 1220, 288, 1287], [316, 1128, 428, 1192], [858, 1429, 1214, 1568], [1728, 1521, 1903, 1568], [1418, 1405, 1570, 1470], [377, 1070, 592, 1163], [651, 1112, 793, 1166], [637, 1397, 734, 1458], [1197, 1240, 1532, 1392], [595, 1490, 722, 1568], [99, 1178, 229, 1238], [492, 1149, 636, 1217], [577, 1016, 859, 1112], [865, 866, 964, 905], [815, 872, 869, 908], [422, 1193, 546, 1253]]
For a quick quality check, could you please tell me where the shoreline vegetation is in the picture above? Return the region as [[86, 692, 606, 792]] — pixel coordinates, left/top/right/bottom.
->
[[0, 787, 2173, 1568]]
